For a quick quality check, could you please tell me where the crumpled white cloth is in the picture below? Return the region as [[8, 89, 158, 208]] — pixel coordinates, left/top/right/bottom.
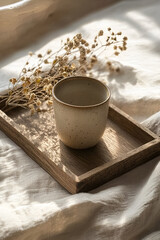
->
[[0, 0, 160, 239]]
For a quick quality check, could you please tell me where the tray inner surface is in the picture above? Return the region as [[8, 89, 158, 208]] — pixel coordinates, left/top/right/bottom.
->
[[7, 108, 148, 176]]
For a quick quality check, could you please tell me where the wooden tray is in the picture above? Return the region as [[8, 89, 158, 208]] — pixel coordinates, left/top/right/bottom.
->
[[0, 103, 160, 193]]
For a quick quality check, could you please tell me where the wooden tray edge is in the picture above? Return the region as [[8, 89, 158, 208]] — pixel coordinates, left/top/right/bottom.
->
[[0, 110, 79, 194], [109, 104, 158, 141], [76, 138, 160, 192]]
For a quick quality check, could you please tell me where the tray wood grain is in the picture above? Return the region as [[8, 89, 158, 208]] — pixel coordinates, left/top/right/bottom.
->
[[0, 103, 160, 193]]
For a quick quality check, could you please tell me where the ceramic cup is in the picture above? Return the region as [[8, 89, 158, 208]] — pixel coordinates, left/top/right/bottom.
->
[[52, 76, 110, 149]]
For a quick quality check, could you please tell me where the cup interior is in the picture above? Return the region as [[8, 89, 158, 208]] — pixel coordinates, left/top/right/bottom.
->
[[53, 76, 110, 107]]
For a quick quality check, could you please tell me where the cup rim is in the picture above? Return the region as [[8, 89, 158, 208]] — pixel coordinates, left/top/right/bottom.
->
[[52, 76, 111, 108]]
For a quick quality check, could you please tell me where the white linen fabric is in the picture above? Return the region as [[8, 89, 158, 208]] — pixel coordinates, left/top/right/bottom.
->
[[0, 0, 160, 239]]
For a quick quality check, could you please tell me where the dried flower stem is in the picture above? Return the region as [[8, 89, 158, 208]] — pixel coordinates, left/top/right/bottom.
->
[[0, 29, 128, 114]]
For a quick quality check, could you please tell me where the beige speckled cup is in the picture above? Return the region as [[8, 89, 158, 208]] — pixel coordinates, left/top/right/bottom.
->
[[52, 76, 110, 149]]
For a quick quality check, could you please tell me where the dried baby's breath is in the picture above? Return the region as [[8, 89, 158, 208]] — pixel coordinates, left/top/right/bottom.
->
[[0, 28, 128, 114]]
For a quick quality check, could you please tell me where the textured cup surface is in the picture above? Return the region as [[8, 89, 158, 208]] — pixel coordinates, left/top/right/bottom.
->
[[53, 76, 110, 149]]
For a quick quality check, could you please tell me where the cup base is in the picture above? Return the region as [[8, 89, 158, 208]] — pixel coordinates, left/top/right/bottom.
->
[[60, 140, 98, 150]]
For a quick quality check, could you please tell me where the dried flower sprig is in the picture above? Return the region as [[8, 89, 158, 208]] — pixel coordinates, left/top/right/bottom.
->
[[0, 29, 128, 114]]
